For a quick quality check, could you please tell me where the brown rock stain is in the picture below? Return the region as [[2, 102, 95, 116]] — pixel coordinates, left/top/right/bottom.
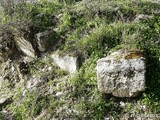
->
[[124, 52, 143, 59]]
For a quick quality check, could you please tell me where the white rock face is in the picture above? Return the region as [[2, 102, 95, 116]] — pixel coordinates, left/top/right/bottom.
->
[[96, 51, 146, 97], [0, 97, 8, 105], [51, 53, 78, 74], [14, 36, 36, 58]]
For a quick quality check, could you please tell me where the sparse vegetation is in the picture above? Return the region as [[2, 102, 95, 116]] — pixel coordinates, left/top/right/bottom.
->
[[0, 0, 160, 119]]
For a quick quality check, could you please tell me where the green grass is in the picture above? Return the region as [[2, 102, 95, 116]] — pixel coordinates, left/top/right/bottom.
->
[[1, 0, 160, 119]]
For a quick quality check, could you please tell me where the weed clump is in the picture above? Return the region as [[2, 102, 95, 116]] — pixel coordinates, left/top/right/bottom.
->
[[0, 0, 160, 119]]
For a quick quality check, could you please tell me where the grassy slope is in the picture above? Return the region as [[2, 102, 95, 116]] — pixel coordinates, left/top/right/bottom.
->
[[0, 0, 160, 119]]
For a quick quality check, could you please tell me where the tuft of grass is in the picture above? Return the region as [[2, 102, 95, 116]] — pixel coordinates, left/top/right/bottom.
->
[[1, 0, 160, 119]]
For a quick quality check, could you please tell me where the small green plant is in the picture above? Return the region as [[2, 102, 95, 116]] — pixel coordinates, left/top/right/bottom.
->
[[1, 0, 160, 119], [0, 112, 2, 120], [9, 90, 50, 120]]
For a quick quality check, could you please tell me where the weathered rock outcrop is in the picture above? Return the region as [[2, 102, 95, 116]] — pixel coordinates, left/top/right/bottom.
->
[[51, 52, 79, 74], [36, 30, 53, 52], [14, 36, 36, 58], [96, 51, 146, 97]]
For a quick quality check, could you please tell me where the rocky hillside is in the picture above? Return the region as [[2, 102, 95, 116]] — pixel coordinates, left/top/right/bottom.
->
[[0, 0, 160, 119]]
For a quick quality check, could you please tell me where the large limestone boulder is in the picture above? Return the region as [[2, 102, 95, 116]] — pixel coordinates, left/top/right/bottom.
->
[[35, 30, 53, 52], [51, 52, 79, 74], [96, 51, 146, 97], [14, 36, 36, 58]]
